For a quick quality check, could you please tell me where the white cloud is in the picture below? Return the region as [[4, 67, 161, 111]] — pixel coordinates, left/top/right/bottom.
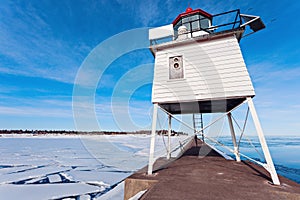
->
[[0, 105, 72, 118], [0, 95, 73, 118], [248, 62, 300, 83]]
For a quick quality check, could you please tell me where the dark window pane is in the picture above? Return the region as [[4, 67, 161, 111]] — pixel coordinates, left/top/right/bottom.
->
[[200, 19, 210, 29]]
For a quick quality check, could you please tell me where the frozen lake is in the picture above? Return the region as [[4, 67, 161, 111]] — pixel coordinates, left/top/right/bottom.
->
[[0, 134, 299, 199], [0, 134, 187, 200]]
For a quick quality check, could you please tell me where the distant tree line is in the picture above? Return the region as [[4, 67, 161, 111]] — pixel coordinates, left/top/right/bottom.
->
[[0, 129, 187, 136]]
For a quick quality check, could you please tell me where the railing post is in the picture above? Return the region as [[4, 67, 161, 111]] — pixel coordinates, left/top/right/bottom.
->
[[238, 9, 242, 26]]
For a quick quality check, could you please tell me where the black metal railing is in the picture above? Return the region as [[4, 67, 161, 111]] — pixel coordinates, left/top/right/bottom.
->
[[174, 9, 242, 39], [210, 9, 242, 32], [150, 9, 243, 45]]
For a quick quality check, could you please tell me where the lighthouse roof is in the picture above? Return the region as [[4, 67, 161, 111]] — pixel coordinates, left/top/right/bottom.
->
[[172, 7, 212, 25]]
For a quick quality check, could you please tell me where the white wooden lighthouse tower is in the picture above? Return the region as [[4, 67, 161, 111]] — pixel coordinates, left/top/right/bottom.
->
[[147, 7, 281, 185]]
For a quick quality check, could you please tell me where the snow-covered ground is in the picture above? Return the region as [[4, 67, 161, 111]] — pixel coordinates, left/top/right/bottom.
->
[[0, 134, 189, 200]]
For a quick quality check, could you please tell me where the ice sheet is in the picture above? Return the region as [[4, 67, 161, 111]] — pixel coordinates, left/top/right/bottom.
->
[[0, 183, 101, 200], [0, 165, 71, 184], [96, 181, 124, 200], [0, 134, 194, 199], [2, 134, 299, 199], [48, 174, 62, 183], [66, 170, 131, 185], [80, 134, 190, 171]]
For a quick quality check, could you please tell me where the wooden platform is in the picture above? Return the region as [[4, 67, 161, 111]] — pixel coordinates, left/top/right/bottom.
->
[[124, 140, 300, 200]]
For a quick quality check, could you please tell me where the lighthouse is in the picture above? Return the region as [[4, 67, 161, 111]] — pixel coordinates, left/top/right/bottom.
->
[[147, 7, 280, 185]]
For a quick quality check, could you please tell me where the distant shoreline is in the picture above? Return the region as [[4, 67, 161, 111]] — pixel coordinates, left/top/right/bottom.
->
[[0, 129, 187, 136], [0, 130, 297, 137], [0, 130, 149, 136]]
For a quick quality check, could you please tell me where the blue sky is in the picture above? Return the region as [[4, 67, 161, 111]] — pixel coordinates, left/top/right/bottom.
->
[[0, 0, 299, 135]]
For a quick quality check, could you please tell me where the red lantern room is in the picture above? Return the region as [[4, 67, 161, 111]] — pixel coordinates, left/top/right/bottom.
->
[[149, 6, 266, 45], [172, 7, 213, 37]]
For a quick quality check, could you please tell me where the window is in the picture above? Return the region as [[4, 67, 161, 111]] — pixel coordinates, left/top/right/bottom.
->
[[173, 13, 211, 37], [200, 18, 210, 29]]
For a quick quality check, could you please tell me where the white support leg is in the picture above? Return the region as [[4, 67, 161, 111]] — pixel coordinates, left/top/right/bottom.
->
[[227, 112, 241, 162], [167, 115, 171, 160], [192, 114, 196, 134], [147, 103, 158, 175], [247, 97, 280, 185]]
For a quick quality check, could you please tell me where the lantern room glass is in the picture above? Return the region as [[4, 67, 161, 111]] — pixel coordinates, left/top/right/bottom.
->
[[173, 13, 211, 38]]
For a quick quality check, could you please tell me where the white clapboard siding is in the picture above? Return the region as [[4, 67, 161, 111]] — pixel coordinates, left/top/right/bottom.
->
[[153, 82, 253, 94], [160, 77, 252, 88], [153, 84, 254, 96], [154, 63, 249, 80], [152, 35, 254, 103], [155, 61, 247, 75], [153, 90, 255, 103]]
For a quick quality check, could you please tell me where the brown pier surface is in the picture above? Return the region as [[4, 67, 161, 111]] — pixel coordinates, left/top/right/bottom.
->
[[125, 140, 300, 200]]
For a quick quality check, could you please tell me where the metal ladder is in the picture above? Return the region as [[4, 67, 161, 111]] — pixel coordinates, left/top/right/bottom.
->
[[193, 113, 204, 141]]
